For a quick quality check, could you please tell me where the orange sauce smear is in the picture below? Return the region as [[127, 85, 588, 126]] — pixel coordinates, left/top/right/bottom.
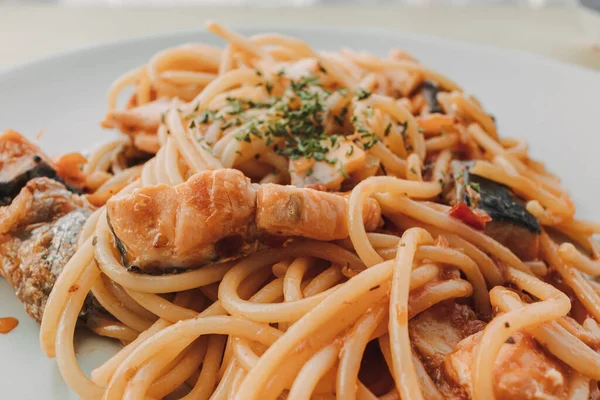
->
[[0, 317, 19, 334]]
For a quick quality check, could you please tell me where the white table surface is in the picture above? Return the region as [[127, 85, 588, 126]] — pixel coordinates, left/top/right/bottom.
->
[[0, 6, 598, 71]]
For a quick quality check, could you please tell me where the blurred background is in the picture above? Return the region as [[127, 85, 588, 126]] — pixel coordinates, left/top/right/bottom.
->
[[0, 0, 577, 4], [0, 0, 598, 70], [0, 0, 582, 5]]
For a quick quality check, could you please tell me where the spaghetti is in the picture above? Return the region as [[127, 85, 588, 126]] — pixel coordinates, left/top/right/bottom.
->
[[1, 21, 598, 400]]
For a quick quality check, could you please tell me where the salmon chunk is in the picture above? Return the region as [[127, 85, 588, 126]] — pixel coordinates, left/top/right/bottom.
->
[[107, 169, 258, 270], [444, 331, 570, 400], [106, 169, 383, 270], [410, 301, 486, 371], [257, 183, 381, 241], [102, 98, 178, 134]]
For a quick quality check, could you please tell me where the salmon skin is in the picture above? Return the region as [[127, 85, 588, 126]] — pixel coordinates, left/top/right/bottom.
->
[[447, 161, 540, 260], [0, 178, 91, 321], [418, 80, 444, 114], [0, 130, 79, 206]]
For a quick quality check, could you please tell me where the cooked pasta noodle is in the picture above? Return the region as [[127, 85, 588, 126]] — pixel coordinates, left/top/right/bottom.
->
[[0, 21, 596, 400]]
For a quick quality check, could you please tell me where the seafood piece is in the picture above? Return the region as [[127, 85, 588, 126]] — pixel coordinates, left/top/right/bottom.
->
[[411, 302, 570, 399], [102, 98, 184, 153], [257, 182, 381, 241], [409, 301, 485, 399], [419, 80, 444, 114], [102, 98, 177, 134], [447, 161, 541, 260], [444, 331, 570, 400], [289, 138, 366, 190], [107, 168, 382, 270], [0, 178, 91, 321], [410, 302, 486, 369], [107, 168, 258, 270], [0, 130, 68, 206]]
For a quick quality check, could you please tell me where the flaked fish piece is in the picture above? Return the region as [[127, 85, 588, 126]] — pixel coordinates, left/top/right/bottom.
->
[[106, 168, 383, 270], [444, 331, 570, 400], [411, 302, 571, 399], [102, 99, 183, 153], [0, 130, 63, 206], [102, 98, 180, 135], [409, 301, 485, 399], [257, 182, 381, 241], [289, 138, 366, 191], [107, 169, 258, 270], [0, 178, 91, 321], [410, 302, 486, 371]]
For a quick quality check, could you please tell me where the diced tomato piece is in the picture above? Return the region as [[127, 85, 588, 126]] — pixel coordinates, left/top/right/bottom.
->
[[54, 152, 87, 188], [449, 202, 492, 230]]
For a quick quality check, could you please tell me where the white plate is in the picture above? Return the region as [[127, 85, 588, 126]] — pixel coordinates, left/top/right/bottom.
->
[[0, 26, 599, 399]]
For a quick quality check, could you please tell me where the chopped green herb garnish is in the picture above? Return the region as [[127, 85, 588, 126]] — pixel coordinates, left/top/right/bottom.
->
[[469, 182, 481, 192], [361, 132, 379, 150], [226, 97, 243, 115], [346, 145, 354, 156], [290, 76, 321, 92], [399, 121, 409, 138], [325, 156, 338, 165], [356, 88, 372, 100], [201, 145, 215, 155], [221, 120, 234, 130], [221, 75, 351, 165], [198, 110, 215, 124], [340, 164, 350, 179], [318, 63, 327, 74], [384, 122, 392, 137], [222, 117, 243, 131], [235, 130, 253, 142], [330, 135, 341, 149], [306, 167, 313, 177], [410, 167, 417, 174], [189, 120, 196, 129]]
